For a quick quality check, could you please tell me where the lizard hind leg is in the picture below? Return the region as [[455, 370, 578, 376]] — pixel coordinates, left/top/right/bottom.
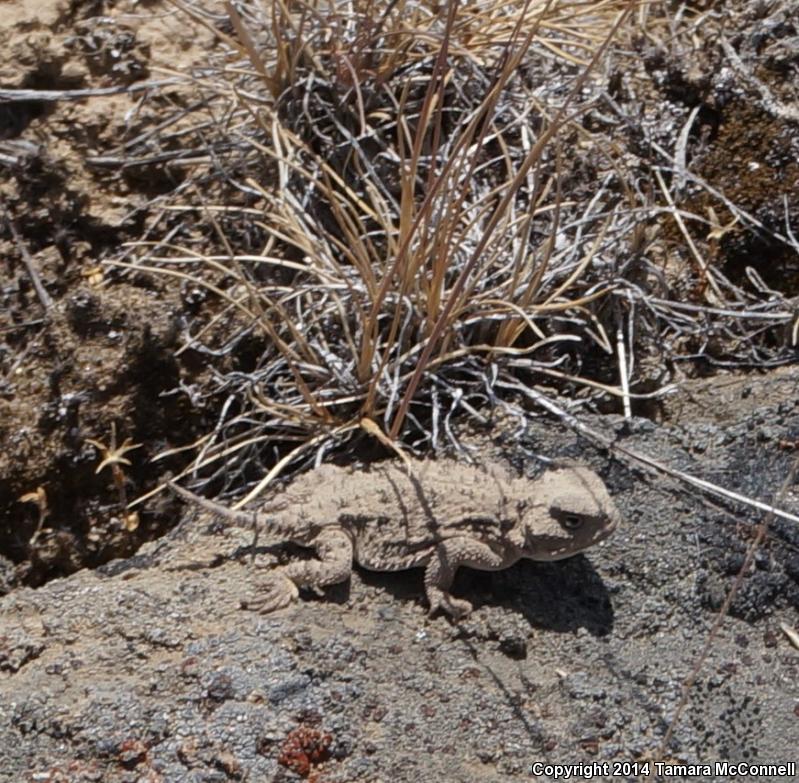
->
[[244, 570, 299, 614], [245, 527, 354, 614]]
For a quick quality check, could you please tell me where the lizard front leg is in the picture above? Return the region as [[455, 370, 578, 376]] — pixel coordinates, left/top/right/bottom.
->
[[424, 536, 510, 619], [246, 527, 353, 613]]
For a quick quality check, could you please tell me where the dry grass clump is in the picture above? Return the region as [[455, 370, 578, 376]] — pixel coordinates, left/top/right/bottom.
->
[[115, 0, 638, 486], [110, 0, 796, 490]]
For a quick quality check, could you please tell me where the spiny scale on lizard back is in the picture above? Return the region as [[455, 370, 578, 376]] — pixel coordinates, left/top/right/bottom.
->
[[275, 459, 522, 538]]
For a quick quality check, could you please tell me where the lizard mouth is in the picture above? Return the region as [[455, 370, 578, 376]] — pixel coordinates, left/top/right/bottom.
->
[[588, 513, 620, 546], [527, 511, 619, 561], [602, 511, 621, 537]]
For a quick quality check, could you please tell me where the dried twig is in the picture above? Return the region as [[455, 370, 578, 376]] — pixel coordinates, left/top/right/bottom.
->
[[2, 206, 53, 310], [0, 80, 182, 102]]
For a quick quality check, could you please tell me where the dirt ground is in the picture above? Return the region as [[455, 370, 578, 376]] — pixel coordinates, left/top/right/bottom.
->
[[1, 0, 226, 584], [1, 0, 799, 781]]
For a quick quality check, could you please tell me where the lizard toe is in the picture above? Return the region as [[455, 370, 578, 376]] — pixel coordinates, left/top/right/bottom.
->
[[441, 596, 473, 620], [427, 589, 473, 620]]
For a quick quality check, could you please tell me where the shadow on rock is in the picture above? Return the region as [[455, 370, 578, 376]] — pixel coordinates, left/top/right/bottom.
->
[[491, 555, 614, 636], [358, 554, 614, 635]]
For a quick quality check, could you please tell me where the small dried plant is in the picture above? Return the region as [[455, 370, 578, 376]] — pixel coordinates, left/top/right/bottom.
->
[[87, 423, 142, 531]]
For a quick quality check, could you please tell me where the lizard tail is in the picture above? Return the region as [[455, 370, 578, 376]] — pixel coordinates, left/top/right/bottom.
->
[[167, 480, 264, 530]]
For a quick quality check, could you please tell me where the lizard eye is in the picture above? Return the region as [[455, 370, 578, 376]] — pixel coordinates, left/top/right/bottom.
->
[[562, 514, 584, 531]]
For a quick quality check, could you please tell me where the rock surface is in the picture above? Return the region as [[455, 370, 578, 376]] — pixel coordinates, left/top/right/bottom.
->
[[2, 369, 799, 782]]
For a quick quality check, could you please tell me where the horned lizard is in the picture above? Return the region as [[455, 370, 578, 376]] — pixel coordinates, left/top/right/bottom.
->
[[169, 458, 620, 618]]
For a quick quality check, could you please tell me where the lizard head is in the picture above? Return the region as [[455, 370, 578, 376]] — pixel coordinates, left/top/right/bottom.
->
[[521, 465, 620, 561]]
